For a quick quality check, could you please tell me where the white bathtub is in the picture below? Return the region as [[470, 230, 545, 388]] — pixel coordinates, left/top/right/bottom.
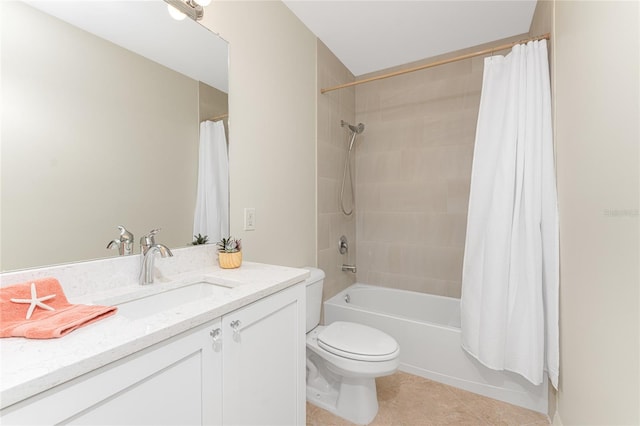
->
[[324, 284, 548, 413]]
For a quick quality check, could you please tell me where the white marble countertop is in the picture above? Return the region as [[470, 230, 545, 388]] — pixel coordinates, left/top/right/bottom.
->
[[0, 261, 309, 409]]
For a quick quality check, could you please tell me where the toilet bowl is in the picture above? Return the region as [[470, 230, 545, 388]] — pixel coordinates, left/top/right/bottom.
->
[[304, 268, 400, 425]]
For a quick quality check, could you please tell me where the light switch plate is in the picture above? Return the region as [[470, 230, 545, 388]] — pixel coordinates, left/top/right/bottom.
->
[[244, 208, 256, 231]]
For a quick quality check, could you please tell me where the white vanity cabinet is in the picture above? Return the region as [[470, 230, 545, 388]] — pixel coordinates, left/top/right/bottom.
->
[[1, 319, 223, 425], [0, 283, 305, 426], [222, 282, 306, 425]]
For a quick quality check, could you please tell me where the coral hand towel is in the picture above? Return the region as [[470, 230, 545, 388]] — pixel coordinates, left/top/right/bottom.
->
[[1, 278, 117, 339]]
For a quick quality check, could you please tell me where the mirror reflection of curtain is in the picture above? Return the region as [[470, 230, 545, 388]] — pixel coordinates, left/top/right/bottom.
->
[[193, 120, 229, 242]]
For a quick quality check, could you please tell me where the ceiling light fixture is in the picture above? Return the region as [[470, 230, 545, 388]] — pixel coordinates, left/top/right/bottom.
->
[[164, 0, 206, 21], [167, 4, 186, 21]]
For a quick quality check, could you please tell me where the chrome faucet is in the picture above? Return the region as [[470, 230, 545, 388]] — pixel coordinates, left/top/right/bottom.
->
[[338, 236, 356, 273], [106, 225, 134, 256], [139, 229, 173, 285]]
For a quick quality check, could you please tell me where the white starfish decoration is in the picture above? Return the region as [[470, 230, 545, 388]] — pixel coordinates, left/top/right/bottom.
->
[[10, 283, 56, 320]]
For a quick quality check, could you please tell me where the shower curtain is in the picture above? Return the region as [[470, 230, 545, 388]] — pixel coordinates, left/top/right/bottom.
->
[[193, 120, 229, 243], [460, 40, 558, 389]]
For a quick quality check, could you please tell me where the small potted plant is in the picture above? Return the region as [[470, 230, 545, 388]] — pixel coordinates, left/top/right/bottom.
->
[[216, 236, 242, 269], [191, 233, 209, 245]]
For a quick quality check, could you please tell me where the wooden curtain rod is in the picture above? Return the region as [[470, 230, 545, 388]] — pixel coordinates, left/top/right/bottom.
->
[[321, 33, 551, 94], [210, 113, 229, 121]]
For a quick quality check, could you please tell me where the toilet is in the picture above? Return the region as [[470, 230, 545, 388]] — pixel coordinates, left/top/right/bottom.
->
[[304, 268, 400, 425]]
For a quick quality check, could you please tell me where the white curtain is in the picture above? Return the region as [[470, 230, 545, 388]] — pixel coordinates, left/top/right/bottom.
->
[[460, 40, 559, 388], [193, 120, 229, 243]]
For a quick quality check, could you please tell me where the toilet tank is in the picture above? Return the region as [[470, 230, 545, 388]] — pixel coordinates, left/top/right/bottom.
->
[[303, 267, 325, 333]]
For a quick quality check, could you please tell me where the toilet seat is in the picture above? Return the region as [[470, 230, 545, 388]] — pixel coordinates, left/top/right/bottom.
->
[[317, 321, 399, 362]]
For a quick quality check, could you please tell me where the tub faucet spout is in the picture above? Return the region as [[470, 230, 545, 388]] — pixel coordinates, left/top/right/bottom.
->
[[342, 264, 357, 273]]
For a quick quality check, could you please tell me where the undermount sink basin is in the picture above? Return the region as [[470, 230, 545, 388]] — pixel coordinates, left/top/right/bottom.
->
[[117, 282, 229, 320]]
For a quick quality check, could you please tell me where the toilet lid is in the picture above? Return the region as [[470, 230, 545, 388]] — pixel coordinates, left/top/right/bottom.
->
[[317, 321, 399, 362]]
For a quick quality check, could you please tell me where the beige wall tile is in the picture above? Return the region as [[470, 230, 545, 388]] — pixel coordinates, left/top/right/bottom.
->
[[320, 36, 530, 299], [317, 40, 357, 309], [354, 42, 486, 297], [446, 180, 471, 215], [317, 213, 330, 252]]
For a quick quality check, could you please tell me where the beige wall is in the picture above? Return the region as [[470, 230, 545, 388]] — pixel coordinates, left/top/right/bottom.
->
[[1, 2, 199, 270], [554, 1, 640, 424], [353, 36, 523, 297], [203, 1, 317, 268], [528, 1, 557, 418], [316, 40, 357, 302]]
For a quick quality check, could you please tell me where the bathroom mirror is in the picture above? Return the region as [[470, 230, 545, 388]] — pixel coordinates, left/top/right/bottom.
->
[[1, 0, 229, 271]]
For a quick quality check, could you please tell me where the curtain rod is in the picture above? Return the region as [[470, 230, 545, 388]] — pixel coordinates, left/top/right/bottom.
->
[[321, 33, 551, 94], [210, 113, 228, 121]]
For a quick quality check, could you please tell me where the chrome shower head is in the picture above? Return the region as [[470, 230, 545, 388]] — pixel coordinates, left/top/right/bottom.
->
[[351, 123, 365, 134], [341, 120, 365, 135]]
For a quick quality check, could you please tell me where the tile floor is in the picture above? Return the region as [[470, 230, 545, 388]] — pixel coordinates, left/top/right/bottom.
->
[[306, 372, 550, 426]]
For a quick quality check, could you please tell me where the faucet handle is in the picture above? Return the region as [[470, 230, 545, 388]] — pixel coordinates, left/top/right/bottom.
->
[[117, 225, 134, 256], [140, 228, 161, 252], [108, 225, 134, 255], [117, 225, 134, 242]]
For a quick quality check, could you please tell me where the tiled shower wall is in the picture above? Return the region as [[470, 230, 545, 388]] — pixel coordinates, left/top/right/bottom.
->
[[354, 36, 525, 297], [316, 40, 357, 302]]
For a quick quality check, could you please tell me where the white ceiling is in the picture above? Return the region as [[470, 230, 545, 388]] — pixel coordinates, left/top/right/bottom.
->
[[283, 0, 537, 76]]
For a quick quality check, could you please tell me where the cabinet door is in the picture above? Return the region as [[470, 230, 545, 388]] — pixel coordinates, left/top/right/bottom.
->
[[222, 283, 305, 425], [1, 320, 223, 426]]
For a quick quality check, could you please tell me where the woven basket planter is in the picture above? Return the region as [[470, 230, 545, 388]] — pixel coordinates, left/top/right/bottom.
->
[[218, 251, 242, 269]]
